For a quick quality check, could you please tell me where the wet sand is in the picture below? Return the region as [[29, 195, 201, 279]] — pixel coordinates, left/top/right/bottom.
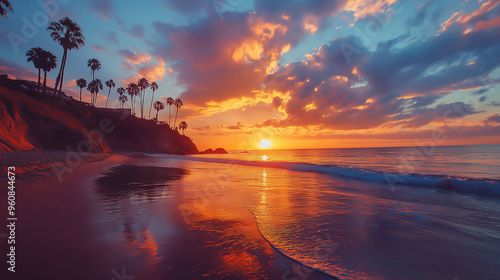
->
[[0, 153, 335, 280]]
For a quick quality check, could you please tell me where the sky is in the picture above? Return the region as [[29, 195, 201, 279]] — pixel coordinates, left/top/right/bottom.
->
[[0, 0, 499, 151]]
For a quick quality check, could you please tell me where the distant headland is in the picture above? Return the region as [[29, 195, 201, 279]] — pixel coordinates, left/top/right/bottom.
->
[[0, 76, 210, 155]]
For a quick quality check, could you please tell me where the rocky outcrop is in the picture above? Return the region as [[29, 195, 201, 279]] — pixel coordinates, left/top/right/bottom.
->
[[200, 148, 228, 154], [0, 81, 199, 154]]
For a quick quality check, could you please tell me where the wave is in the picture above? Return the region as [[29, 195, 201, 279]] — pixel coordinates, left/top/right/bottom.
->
[[149, 154, 500, 197]]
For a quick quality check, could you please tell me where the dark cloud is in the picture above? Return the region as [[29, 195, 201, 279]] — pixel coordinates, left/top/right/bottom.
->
[[485, 113, 500, 123], [262, 20, 500, 130]]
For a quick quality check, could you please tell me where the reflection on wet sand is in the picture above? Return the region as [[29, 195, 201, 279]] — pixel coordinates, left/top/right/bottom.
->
[[93, 160, 335, 279]]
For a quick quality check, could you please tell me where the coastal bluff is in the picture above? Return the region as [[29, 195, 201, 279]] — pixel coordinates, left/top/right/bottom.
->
[[0, 79, 199, 154]]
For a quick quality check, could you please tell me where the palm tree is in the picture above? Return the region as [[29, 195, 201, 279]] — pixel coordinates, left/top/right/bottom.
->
[[138, 77, 149, 118], [87, 79, 103, 106], [126, 83, 139, 115], [40, 50, 57, 95], [25, 47, 44, 93], [173, 98, 183, 129], [153, 101, 164, 122], [117, 87, 125, 96], [87, 58, 101, 82], [166, 97, 174, 128], [75, 78, 86, 102], [179, 121, 188, 135], [0, 0, 13, 18], [105, 79, 115, 108], [148, 81, 158, 119], [118, 94, 128, 109], [47, 17, 85, 105], [117, 87, 126, 108]]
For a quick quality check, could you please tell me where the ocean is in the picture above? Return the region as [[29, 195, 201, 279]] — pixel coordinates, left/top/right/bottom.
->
[[151, 144, 500, 279]]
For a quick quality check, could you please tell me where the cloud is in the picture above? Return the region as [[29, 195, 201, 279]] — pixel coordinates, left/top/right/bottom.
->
[[441, 0, 500, 32], [136, 58, 167, 82], [121, 57, 168, 85], [118, 49, 151, 65], [151, 15, 288, 105], [99, 31, 119, 47], [343, 0, 400, 19], [485, 113, 500, 123], [0, 58, 38, 82], [116, 19, 146, 39], [89, 0, 115, 20], [91, 44, 107, 52], [262, 19, 500, 131]]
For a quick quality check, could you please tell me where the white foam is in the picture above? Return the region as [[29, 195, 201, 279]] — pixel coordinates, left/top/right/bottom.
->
[[149, 154, 500, 197]]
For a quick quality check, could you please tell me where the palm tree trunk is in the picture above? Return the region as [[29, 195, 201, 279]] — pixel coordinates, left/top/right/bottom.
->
[[141, 91, 144, 118], [105, 88, 110, 108], [37, 68, 41, 93], [174, 107, 179, 129], [43, 70, 47, 95], [79, 88, 82, 101], [156, 110, 159, 121], [57, 49, 68, 106], [51, 50, 64, 106], [149, 90, 155, 119], [168, 105, 171, 128]]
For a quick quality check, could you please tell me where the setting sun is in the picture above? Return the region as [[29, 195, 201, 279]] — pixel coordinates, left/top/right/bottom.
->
[[258, 140, 272, 149]]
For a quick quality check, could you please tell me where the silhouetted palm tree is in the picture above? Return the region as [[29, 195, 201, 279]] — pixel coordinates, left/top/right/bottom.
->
[[173, 98, 183, 129], [87, 79, 103, 106], [179, 121, 188, 135], [126, 83, 139, 115], [153, 101, 164, 122], [47, 17, 85, 105], [0, 0, 13, 18], [76, 78, 86, 102], [166, 97, 174, 128], [40, 50, 57, 95], [117, 87, 126, 108], [148, 81, 158, 119], [87, 58, 101, 82], [25, 47, 44, 93], [138, 77, 149, 118], [105, 79, 115, 108], [118, 94, 128, 109]]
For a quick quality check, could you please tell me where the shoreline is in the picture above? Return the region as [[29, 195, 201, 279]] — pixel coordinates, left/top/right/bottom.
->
[[0, 151, 336, 279]]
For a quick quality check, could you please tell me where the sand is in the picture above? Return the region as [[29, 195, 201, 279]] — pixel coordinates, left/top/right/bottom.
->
[[0, 152, 335, 280]]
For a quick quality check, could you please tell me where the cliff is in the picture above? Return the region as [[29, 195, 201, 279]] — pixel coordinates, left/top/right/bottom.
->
[[0, 79, 199, 154]]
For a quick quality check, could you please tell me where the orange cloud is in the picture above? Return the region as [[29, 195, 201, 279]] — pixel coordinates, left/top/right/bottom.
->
[[441, 0, 500, 32], [343, 0, 399, 19], [303, 15, 320, 34], [136, 57, 167, 82], [232, 40, 264, 63], [118, 49, 152, 65]]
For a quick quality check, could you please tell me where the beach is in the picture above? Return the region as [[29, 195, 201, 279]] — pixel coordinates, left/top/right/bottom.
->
[[2, 146, 500, 279], [0, 152, 335, 280]]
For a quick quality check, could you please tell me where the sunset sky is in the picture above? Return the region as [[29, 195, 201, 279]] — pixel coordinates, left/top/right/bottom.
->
[[1, 0, 499, 150]]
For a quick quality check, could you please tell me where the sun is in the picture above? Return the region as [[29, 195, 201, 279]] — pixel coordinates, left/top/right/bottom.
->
[[258, 140, 272, 149]]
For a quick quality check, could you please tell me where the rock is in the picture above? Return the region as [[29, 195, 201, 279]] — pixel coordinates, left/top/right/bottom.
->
[[201, 148, 228, 154], [201, 148, 214, 154], [213, 148, 228, 154]]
